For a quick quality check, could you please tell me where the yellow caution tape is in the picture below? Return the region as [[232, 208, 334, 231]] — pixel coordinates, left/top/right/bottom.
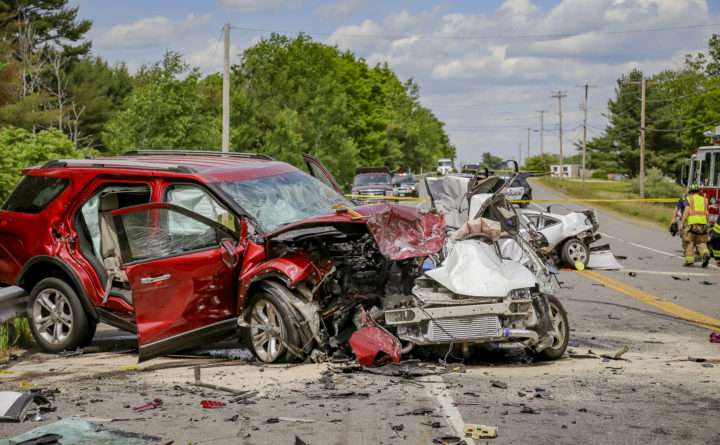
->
[[121, 366, 138, 370], [19, 381, 34, 387], [510, 198, 678, 203], [1, 370, 15, 374]]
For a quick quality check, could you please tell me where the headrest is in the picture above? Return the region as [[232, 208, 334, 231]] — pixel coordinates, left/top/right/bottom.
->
[[99, 193, 119, 212]]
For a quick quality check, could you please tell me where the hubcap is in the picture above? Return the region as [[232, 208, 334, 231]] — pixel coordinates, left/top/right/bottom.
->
[[567, 242, 588, 263], [548, 302, 566, 349], [250, 299, 284, 362], [33, 289, 73, 345]]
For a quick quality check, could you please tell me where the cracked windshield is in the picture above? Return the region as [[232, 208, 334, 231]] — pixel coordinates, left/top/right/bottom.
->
[[218, 171, 353, 232]]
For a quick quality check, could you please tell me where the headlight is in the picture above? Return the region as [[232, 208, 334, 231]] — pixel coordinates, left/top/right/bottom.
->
[[507, 288, 533, 301]]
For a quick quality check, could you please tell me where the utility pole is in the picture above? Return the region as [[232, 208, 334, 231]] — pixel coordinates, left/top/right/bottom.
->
[[536, 110, 548, 156], [222, 23, 230, 153], [518, 143, 522, 166], [576, 83, 597, 187], [627, 78, 659, 198], [551, 91, 566, 179]]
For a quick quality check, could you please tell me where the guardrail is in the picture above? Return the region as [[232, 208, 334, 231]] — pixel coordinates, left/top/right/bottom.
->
[[0, 286, 28, 324]]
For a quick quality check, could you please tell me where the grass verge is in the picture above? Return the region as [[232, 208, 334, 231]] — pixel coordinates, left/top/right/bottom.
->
[[534, 177, 676, 228], [0, 318, 33, 361]]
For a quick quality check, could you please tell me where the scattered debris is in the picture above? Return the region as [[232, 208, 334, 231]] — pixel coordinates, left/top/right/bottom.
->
[[490, 380, 507, 389], [58, 348, 83, 357], [521, 407, 540, 414], [421, 421, 445, 428], [399, 408, 434, 416], [320, 375, 335, 390], [0, 392, 51, 422], [224, 415, 239, 422], [341, 360, 446, 377], [711, 333, 720, 344], [200, 400, 226, 409], [464, 424, 498, 439], [3, 417, 161, 443], [295, 436, 308, 445], [432, 436, 464, 444], [601, 345, 628, 360], [278, 417, 315, 423], [228, 391, 258, 404], [132, 398, 163, 412], [591, 283, 605, 287], [701, 363, 714, 368], [700, 281, 714, 285], [327, 392, 370, 399], [671, 276, 690, 281], [688, 357, 707, 362], [535, 390, 553, 399], [628, 272, 637, 277], [349, 315, 402, 367], [568, 341, 580, 347]]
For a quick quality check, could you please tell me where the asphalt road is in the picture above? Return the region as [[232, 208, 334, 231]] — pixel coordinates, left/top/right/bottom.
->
[[1, 179, 719, 444]]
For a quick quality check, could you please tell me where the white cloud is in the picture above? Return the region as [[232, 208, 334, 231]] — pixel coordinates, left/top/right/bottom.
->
[[316, 0, 363, 22], [185, 38, 241, 74], [218, 0, 288, 13], [97, 13, 211, 49], [325, 0, 715, 162]]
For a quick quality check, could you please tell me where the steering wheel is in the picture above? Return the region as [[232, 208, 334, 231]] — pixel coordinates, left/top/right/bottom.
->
[[461, 232, 495, 244]]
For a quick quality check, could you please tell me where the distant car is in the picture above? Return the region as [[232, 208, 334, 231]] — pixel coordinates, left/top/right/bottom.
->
[[392, 174, 419, 198], [350, 167, 393, 202], [461, 164, 479, 174], [507, 173, 533, 207], [437, 158, 453, 175]]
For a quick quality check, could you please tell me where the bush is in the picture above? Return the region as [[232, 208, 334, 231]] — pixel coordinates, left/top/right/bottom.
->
[[591, 170, 607, 179], [630, 167, 684, 199], [0, 318, 33, 358]]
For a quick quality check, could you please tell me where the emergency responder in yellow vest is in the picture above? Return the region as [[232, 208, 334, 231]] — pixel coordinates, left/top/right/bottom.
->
[[709, 220, 720, 266], [680, 184, 710, 267]]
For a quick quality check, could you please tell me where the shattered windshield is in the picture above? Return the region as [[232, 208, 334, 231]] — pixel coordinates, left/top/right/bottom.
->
[[217, 171, 353, 233], [354, 173, 391, 186]]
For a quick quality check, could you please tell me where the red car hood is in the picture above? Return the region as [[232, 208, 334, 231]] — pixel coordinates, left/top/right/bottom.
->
[[263, 203, 445, 260]]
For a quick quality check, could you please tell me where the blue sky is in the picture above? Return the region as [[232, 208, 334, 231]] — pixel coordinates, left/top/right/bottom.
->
[[71, 0, 720, 166]]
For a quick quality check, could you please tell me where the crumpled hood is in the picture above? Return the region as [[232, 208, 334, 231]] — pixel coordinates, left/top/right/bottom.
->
[[426, 240, 537, 297], [264, 203, 446, 260]]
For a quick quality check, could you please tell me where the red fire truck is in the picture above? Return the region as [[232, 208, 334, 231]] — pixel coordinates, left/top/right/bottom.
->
[[681, 126, 720, 223]]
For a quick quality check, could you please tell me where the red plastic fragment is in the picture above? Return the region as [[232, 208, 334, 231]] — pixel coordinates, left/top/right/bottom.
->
[[132, 398, 163, 412], [711, 332, 720, 343], [349, 316, 402, 367], [201, 400, 226, 409]]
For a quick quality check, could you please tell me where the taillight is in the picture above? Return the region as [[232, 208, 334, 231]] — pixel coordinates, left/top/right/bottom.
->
[[0, 219, 7, 228]]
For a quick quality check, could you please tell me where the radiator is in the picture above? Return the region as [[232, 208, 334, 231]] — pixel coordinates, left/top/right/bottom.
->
[[427, 315, 501, 342]]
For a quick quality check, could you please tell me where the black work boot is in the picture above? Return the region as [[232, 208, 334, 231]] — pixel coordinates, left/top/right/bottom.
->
[[702, 253, 710, 268], [684, 262, 694, 267]]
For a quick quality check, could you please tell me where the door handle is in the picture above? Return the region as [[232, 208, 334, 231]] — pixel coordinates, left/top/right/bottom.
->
[[140, 274, 171, 284]]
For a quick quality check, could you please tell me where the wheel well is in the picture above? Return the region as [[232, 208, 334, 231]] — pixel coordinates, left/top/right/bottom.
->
[[17, 258, 98, 321]]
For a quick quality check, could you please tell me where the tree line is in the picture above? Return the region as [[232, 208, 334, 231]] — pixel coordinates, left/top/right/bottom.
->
[[0, 1, 455, 200]]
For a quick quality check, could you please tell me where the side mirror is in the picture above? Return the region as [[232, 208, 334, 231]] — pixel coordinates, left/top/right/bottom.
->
[[219, 238, 239, 268], [680, 165, 687, 186]]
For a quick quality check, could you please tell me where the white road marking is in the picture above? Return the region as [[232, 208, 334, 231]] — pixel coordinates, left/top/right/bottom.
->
[[421, 378, 474, 445], [600, 232, 719, 270]]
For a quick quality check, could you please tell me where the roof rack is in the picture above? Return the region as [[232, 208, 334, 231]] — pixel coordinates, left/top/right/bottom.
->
[[122, 150, 275, 161], [40, 158, 196, 174]]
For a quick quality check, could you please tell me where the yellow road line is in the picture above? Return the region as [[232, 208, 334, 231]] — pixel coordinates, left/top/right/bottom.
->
[[576, 269, 720, 331]]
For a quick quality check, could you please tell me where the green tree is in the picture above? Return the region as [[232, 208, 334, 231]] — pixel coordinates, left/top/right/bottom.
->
[[524, 153, 558, 172], [0, 0, 92, 58], [0, 126, 87, 200], [102, 52, 220, 154], [481, 152, 504, 170]]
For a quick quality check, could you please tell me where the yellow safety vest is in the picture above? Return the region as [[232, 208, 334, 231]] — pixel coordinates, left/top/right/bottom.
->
[[686, 194, 707, 226]]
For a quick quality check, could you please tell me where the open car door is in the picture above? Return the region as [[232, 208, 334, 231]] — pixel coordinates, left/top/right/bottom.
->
[[111, 203, 243, 362], [303, 153, 345, 196]]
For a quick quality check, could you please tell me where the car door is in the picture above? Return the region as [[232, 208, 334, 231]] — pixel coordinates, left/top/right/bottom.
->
[[302, 153, 345, 196], [111, 203, 243, 362]]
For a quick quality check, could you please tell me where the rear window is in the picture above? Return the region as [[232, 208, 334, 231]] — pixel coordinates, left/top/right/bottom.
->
[[2, 176, 70, 213]]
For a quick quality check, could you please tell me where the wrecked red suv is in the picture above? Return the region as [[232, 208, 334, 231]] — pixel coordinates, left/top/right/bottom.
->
[[0, 151, 443, 362]]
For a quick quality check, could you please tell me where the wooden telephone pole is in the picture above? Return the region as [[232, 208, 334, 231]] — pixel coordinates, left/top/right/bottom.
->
[[551, 91, 566, 178], [222, 23, 230, 153], [627, 78, 659, 198], [576, 83, 597, 186], [536, 110, 548, 156]]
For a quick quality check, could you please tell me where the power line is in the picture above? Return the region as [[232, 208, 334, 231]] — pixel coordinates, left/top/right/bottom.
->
[[230, 22, 720, 42]]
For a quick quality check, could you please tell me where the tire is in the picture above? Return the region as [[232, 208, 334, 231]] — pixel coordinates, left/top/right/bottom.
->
[[243, 290, 300, 363], [561, 238, 589, 268], [78, 321, 98, 348], [538, 294, 569, 360], [28, 278, 91, 353], [519, 195, 529, 208]]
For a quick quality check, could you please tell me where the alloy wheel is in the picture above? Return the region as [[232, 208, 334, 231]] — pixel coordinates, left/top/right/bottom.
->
[[32, 288, 74, 345], [250, 298, 285, 362]]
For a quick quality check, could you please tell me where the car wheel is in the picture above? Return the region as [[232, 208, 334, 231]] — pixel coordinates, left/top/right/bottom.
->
[[519, 195, 529, 208], [28, 278, 91, 353], [538, 295, 569, 360], [561, 238, 589, 268], [78, 321, 98, 348], [244, 290, 300, 363]]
